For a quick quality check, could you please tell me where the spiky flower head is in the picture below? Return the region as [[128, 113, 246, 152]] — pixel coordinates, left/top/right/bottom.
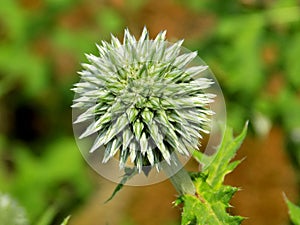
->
[[72, 28, 214, 173]]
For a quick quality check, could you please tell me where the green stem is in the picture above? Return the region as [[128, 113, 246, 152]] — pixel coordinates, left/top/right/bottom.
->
[[163, 155, 195, 195]]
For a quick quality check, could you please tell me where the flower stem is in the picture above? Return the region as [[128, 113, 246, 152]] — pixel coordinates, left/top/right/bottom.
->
[[163, 155, 195, 195]]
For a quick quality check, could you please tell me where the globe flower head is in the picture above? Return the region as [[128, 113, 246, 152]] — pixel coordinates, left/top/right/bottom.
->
[[72, 28, 215, 173]]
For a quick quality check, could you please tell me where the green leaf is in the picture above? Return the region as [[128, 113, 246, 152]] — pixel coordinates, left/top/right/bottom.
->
[[105, 167, 138, 203], [179, 124, 248, 225], [181, 187, 243, 225], [193, 122, 248, 188], [285, 195, 300, 225], [285, 32, 300, 88], [204, 122, 248, 188], [3, 138, 93, 222]]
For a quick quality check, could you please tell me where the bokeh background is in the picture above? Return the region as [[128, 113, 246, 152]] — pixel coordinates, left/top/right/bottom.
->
[[1, 0, 300, 224]]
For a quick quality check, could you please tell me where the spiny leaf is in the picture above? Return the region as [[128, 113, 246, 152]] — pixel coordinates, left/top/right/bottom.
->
[[179, 124, 248, 225], [182, 194, 243, 225], [199, 122, 248, 188], [180, 180, 243, 225]]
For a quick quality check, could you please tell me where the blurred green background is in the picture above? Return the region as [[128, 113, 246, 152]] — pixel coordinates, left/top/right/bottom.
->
[[0, 0, 300, 224]]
